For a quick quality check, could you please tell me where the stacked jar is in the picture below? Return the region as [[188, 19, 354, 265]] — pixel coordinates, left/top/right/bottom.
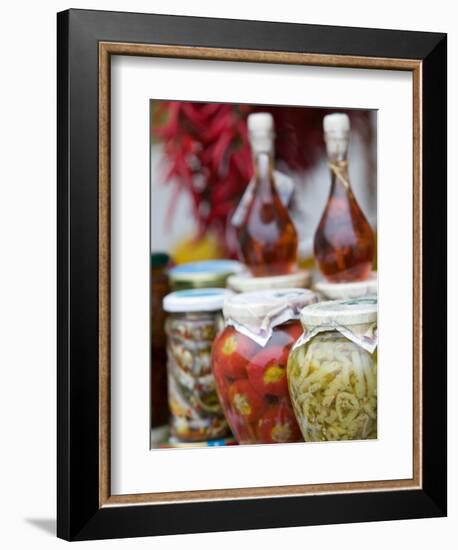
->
[[150, 252, 171, 445], [212, 289, 318, 444], [227, 270, 312, 293], [168, 260, 243, 291], [314, 272, 377, 300], [163, 288, 233, 443]]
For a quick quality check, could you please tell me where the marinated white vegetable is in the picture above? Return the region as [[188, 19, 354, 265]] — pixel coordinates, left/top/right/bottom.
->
[[287, 297, 377, 442], [288, 332, 377, 441]]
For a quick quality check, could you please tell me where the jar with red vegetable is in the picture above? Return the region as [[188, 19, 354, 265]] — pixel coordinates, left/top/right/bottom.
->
[[212, 289, 318, 444]]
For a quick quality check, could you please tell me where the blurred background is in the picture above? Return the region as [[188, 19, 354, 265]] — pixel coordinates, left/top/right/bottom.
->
[[150, 101, 377, 266]]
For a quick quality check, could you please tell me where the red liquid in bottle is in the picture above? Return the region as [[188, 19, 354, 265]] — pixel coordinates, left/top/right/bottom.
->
[[314, 160, 374, 282], [238, 153, 298, 276]]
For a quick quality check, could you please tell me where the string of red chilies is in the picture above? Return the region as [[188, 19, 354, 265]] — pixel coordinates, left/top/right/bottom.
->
[[154, 102, 253, 250]]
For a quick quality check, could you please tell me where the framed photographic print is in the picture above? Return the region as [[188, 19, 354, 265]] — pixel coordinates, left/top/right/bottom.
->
[[57, 9, 447, 541]]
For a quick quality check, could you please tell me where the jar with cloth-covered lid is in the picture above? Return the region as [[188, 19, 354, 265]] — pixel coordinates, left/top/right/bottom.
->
[[287, 296, 377, 442], [212, 289, 318, 444]]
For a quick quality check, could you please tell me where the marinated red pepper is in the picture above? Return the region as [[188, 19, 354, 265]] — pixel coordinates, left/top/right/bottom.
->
[[246, 347, 289, 398], [227, 379, 266, 423], [256, 401, 302, 443], [213, 322, 303, 444], [212, 327, 260, 380]]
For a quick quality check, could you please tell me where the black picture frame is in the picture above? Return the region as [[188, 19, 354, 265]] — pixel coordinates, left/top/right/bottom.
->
[[57, 8, 447, 541]]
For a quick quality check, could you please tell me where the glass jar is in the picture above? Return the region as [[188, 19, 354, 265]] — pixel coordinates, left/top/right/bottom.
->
[[150, 253, 170, 434], [212, 289, 318, 444], [168, 260, 243, 291], [163, 288, 233, 442], [287, 296, 377, 442], [314, 271, 377, 300], [227, 269, 311, 293]]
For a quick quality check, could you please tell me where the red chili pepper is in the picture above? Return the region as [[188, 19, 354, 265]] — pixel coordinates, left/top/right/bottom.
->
[[212, 328, 260, 381], [246, 346, 290, 399], [227, 379, 266, 424], [256, 401, 302, 443]]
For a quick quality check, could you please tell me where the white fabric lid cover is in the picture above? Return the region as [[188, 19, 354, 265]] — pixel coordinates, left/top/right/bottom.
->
[[300, 295, 377, 328], [227, 270, 311, 292], [314, 272, 377, 299], [224, 288, 318, 329], [163, 288, 234, 313]]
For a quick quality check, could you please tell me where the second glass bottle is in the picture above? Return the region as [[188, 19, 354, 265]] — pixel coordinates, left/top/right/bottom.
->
[[314, 113, 375, 282]]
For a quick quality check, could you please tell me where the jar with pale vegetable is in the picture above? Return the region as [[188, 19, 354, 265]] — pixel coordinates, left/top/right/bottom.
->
[[287, 296, 377, 442]]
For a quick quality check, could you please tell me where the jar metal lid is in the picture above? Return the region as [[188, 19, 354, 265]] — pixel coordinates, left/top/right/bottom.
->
[[300, 295, 377, 328], [227, 269, 311, 292], [168, 260, 243, 283], [314, 272, 377, 300], [163, 288, 234, 313]]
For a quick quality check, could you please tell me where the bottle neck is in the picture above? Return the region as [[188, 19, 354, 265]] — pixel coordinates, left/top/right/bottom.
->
[[326, 137, 351, 194], [253, 150, 276, 197]]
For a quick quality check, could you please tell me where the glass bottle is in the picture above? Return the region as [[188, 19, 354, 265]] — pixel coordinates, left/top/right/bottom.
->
[[314, 113, 375, 282], [237, 113, 298, 276]]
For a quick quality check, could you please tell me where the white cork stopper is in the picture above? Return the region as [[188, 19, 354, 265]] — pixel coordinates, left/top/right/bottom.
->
[[248, 112, 274, 134], [248, 112, 274, 153], [323, 113, 350, 158], [323, 113, 350, 136]]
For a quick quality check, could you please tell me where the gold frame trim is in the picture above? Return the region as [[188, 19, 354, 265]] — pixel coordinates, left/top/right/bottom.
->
[[98, 42, 423, 507]]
